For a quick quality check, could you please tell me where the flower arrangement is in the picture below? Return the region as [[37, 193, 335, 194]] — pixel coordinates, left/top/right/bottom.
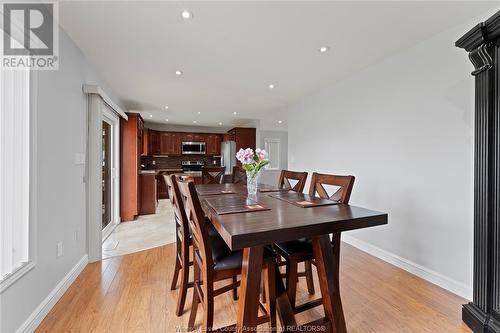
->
[[235, 148, 270, 178]]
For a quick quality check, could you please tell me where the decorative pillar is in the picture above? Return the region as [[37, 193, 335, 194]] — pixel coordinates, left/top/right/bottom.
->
[[456, 10, 500, 333]]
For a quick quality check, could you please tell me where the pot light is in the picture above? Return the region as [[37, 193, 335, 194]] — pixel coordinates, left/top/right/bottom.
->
[[269, 84, 275, 89], [181, 10, 193, 20], [175, 70, 183, 76], [218, 122, 222, 126], [278, 120, 283, 124], [319, 46, 330, 53], [193, 120, 197, 124], [149, 114, 153, 118], [233, 111, 237, 115], [164, 105, 169, 109], [197, 111, 201, 115], [165, 119, 169, 122]]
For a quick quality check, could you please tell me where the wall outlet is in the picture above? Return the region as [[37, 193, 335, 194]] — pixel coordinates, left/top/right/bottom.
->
[[57, 242, 63, 258]]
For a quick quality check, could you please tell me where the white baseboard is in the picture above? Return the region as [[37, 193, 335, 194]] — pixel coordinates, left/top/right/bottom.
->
[[342, 234, 472, 300], [16, 254, 89, 333]]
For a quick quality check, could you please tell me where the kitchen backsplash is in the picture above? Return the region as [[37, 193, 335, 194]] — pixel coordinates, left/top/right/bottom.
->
[[141, 155, 221, 169]]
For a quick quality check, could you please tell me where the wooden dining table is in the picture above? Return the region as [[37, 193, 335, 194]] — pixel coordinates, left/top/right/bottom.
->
[[196, 183, 388, 333]]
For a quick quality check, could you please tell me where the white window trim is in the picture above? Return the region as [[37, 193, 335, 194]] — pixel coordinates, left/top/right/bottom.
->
[[0, 70, 38, 293], [264, 138, 280, 171]]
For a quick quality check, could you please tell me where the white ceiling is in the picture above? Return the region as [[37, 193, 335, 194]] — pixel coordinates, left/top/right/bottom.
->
[[59, 1, 497, 129]]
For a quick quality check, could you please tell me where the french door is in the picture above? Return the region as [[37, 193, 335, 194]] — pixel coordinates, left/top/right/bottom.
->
[[101, 105, 120, 240]]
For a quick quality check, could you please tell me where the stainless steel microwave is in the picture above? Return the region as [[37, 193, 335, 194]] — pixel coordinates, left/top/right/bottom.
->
[[181, 141, 206, 155]]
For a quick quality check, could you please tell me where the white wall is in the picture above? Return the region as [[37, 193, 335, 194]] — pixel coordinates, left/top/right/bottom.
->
[[287, 20, 480, 299], [259, 130, 288, 186], [0, 29, 122, 332]]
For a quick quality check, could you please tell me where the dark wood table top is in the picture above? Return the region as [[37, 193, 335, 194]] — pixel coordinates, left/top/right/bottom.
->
[[197, 183, 388, 250]]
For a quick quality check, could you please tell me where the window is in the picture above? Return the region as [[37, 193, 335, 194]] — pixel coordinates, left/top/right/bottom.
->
[[264, 138, 280, 170], [0, 68, 33, 292]]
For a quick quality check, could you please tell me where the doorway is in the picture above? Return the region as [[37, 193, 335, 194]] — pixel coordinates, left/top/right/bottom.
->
[[101, 105, 120, 240]]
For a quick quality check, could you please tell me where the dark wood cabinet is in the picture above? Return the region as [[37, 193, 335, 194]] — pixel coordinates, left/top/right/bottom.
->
[[142, 128, 149, 156], [194, 134, 206, 142], [228, 127, 256, 153], [207, 134, 222, 155], [120, 113, 144, 221], [171, 133, 181, 155], [140, 174, 157, 215], [149, 130, 161, 155], [160, 132, 172, 155], [182, 133, 194, 142], [457, 10, 500, 333]]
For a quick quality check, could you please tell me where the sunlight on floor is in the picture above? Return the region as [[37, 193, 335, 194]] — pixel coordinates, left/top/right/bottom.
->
[[102, 200, 176, 259]]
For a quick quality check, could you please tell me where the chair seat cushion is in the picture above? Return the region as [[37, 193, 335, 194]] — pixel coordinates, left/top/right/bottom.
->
[[274, 238, 315, 260], [211, 237, 276, 271]]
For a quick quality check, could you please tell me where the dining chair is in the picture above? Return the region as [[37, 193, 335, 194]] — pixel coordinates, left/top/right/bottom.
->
[[175, 177, 278, 332], [278, 170, 308, 192], [231, 166, 247, 184], [274, 172, 355, 313], [164, 174, 194, 316], [201, 166, 225, 184]]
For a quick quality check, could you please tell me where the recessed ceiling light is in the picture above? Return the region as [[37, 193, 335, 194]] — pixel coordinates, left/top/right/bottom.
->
[[278, 120, 283, 124], [149, 114, 153, 118], [193, 120, 197, 124], [218, 122, 222, 126], [165, 119, 169, 122], [175, 70, 183, 76], [181, 10, 193, 20], [197, 111, 201, 115], [164, 105, 169, 109], [233, 111, 237, 115], [269, 84, 275, 89], [319, 46, 330, 53]]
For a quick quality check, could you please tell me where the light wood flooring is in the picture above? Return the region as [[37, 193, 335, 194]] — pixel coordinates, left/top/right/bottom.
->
[[36, 242, 471, 333]]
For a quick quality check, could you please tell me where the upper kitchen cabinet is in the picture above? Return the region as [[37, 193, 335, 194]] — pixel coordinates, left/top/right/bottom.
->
[[171, 133, 182, 155], [181, 133, 194, 142], [207, 134, 222, 155], [149, 130, 161, 155], [142, 128, 149, 156], [228, 127, 256, 151], [160, 132, 172, 155]]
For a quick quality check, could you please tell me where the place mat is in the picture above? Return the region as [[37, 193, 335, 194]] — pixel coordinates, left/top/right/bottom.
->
[[204, 195, 271, 215], [269, 192, 340, 208], [196, 189, 235, 196], [258, 184, 285, 193]]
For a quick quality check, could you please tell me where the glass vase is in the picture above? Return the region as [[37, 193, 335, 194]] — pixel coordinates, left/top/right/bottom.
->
[[246, 171, 259, 196]]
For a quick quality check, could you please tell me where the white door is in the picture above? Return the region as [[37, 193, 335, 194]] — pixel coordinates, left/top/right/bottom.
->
[[101, 105, 120, 240]]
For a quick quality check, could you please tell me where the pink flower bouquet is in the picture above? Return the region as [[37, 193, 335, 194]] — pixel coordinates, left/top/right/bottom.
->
[[235, 147, 270, 178]]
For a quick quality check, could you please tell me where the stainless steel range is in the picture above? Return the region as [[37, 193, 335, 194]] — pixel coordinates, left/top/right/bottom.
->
[[181, 160, 204, 173]]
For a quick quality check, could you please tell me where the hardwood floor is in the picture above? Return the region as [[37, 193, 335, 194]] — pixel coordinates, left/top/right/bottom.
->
[[36, 242, 471, 333]]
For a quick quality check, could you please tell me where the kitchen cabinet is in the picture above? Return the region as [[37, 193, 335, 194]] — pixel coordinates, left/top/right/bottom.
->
[[182, 133, 194, 142], [194, 134, 206, 142], [140, 174, 157, 215], [227, 127, 256, 152], [160, 132, 172, 154], [207, 134, 222, 155], [120, 113, 144, 221], [171, 133, 181, 155], [142, 128, 149, 156], [149, 130, 161, 155]]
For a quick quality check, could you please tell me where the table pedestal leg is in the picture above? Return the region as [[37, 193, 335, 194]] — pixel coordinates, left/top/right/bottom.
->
[[236, 245, 263, 333], [312, 234, 346, 333]]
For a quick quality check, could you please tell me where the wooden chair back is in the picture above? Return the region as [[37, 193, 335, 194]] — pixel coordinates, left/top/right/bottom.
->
[[232, 166, 247, 184], [163, 174, 174, 204], [278, 170, 308, 192], [202, 166, 225, 184], [308, 172, 355, 204], [168, 174, 192, 253], [175, 176, 214, 272]]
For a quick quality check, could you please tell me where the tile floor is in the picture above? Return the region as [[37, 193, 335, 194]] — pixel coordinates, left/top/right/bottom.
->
[[102, 199, 176, 259]]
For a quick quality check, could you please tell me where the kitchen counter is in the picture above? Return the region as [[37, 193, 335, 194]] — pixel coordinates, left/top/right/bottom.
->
[[140, 168, 183, 175]]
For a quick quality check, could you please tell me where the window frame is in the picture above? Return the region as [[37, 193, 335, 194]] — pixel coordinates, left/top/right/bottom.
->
[[264, 138, 281, 171], [0, 69, 38, 293]]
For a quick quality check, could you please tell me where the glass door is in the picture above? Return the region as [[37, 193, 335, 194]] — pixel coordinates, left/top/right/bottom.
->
[[102, 106, 120, 239]]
